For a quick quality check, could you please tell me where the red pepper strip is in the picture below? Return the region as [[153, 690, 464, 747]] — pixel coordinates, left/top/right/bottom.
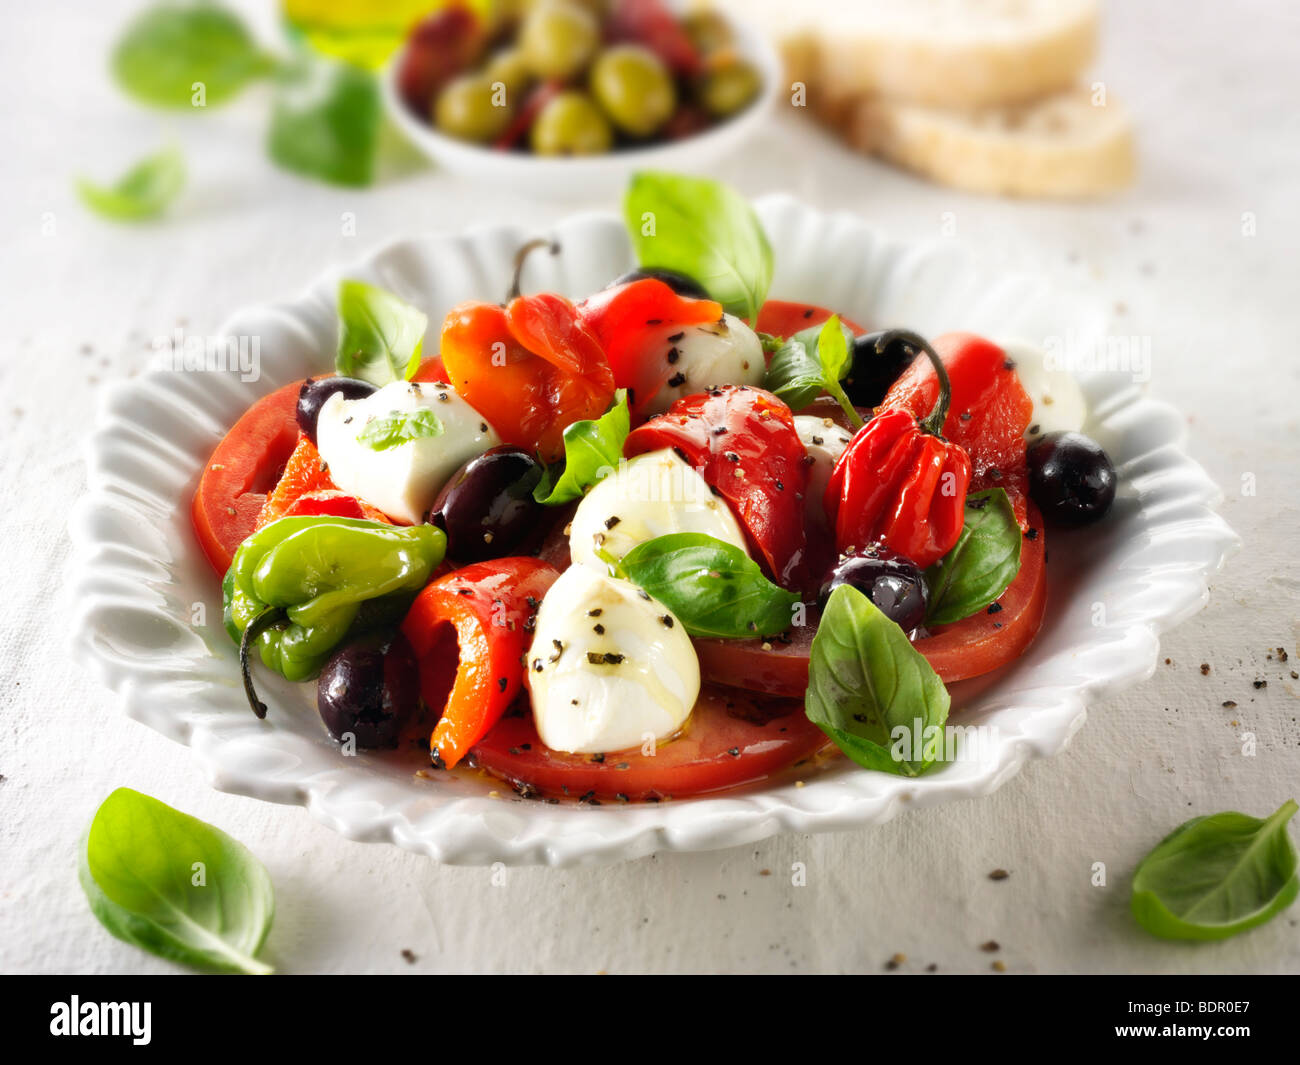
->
[[623, 384, 810, 588], [880, 332, 1033, 528], [607, 0, 702, 76], [493, 80, 562, 150], [400, 558, 560, 770], [825, 364, 973, 569], [577, 279, 723, 422], [440, 295, 615, 463]]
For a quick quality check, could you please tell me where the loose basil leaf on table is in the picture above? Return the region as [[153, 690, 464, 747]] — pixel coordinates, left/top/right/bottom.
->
[[76, 145, 186, 222], [924, 488, 1022, 626], [79, 788, 275, 974], [357, 409, 444, 451], [805, 584, 951, 777], [335, 279, 428, 386], [623, 171, 773, 324], [1131, 799, 1298, 941], [534, 391, 631, 505], [764, 315, 863, 427], [268, 52, 382, 188], [616, 533, 799, 639], [112, 1, 273, 108]]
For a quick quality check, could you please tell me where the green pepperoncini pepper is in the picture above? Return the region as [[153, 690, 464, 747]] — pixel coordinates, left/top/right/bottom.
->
[[222, 517, 445, 709]]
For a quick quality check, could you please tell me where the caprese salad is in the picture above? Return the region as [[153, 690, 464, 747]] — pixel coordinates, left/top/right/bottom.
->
[[193, 172, 1117, 803]]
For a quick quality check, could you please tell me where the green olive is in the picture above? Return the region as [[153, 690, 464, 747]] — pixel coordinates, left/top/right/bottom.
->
[[435, 74, 513, 143], [696, 59, 762, 119], [682, 10, 734, 55], [519, 2, 600, 81], [484, 48, 533, 99], [590, 45, 676, 137], [530, 90, 613, 155]]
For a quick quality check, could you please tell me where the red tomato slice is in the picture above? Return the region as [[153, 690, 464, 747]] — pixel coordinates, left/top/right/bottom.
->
[[695, 503, 1047, 692], [755, 300, 866, 341], [191, 379, 302, 574], [469, 686, 827, 801]]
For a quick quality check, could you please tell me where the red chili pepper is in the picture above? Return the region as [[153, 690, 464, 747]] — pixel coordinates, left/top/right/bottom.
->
[[577, 279, 723, 421], [880, 332, 1034, 528], [400, 557, 560, 769], [825, 332, 973, 569], [440, 242, 615, 462], [623, 384, 810, 587]]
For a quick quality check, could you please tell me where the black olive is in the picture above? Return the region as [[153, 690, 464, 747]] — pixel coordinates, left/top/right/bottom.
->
[[297, 376, 377, 444], [818, 544, 929, 632], [317, 633, 419, 749], [1027, 431, 1117, 526], [427, 445, 546, 562], [606, 267, 710, 300], [842, 331, 919, 408]]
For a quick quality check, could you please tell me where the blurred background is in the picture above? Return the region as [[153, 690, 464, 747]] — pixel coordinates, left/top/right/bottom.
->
[[2, 1, 1298, 974]]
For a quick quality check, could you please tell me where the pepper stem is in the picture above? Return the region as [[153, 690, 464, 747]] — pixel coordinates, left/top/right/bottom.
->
[[507, 237, 560, 302], [875, 329, 952, 436], [240, 607, 286, 720]]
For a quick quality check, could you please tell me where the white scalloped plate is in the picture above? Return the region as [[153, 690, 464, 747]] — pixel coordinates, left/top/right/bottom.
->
[[68, 198, 1239, 866]]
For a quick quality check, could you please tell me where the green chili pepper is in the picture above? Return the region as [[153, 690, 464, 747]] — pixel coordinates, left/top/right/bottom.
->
[[222, 516, 445, 715]]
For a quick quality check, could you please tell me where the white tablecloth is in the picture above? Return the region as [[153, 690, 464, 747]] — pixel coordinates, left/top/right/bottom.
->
[[2, 0, 1297, 974]]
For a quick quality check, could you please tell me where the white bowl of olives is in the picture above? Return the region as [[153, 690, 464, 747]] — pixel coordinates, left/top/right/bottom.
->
[[382, 0, 781, 198]]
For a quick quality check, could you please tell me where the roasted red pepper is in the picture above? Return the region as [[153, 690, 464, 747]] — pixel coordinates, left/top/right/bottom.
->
[[880, 332, 1033, 527], [577, 279, 723, 421], [400, 557, 560, 769], [440, 244, 615, 463], [623, 384, 810, 587], [825, 332, 973, 569]]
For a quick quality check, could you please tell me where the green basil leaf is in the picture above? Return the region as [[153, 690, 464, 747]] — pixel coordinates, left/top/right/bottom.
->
[[112, 2, 272, 108], [76, 145, 185, 222], [535, 391, 630, 505], [79, 788, 275, 974], [268, 52, 381, 187], [624, 171, 773, 323], [806, 584, 950, 777], [763, 315, 862, 425], [335, 280, 428, 386], [1131, 799, 1298, 941], [618, 533, 799, 639], [924, 488, 1022, 625], [357, 409, 444, 451]]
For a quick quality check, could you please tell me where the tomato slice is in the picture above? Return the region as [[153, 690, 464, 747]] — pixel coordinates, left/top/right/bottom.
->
[[191, 379, 302, 574], [755, 300, 865, 341], [469, 686, 827, 801], [695, 503, 1048, 692]]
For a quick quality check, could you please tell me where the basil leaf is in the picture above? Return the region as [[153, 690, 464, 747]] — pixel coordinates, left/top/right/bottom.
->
[[535, 391, 630, 505], [357, 409, 444, 451], [1131, 799, 1298, 941], [624, 171, 773, 323], [112, 2, 272, 108], [805, 584, 950, 777], [79, 788, 275, 974], [763, 316, 862, 425], [76, 145, 185, 221], [924, 489, 1022, 625], [618, 533, 799, 639], [268, 52, 381, 187], [335, 280, 428, 386]]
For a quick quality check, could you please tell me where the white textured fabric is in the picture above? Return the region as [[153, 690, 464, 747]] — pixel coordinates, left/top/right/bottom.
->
[[1, 0, 1297, 973]]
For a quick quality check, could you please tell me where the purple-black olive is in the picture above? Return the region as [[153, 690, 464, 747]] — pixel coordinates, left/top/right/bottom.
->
[[427, 445, 546, 562], [317, 632, 419, 749], [841, 330, 919, 408], [818, 544, 929, 632], [296, 376, 377, 444], [607, 267, 710, 300], [1027, 431, 1117, 526]]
